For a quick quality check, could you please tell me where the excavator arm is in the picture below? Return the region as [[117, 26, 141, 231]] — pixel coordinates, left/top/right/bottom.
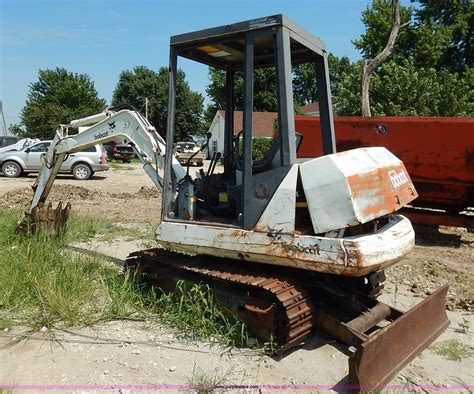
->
[[19, 109, 186, 234], [28, 109, 186, 211]]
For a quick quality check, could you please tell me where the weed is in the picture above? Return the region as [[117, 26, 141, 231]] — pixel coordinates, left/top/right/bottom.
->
[[263, 334, 278, 354], [0, 207, 156, 330], [428, 263, 440, 277], [67, 215, 149, 242], [432, 339, 474, 361], [456, 318, 471, 334], [0, 316, 12, 331], [186, 363, 234, 393], [0, 207, 250, 349], [109, 162, 134, 170], [157, 280, 248, 348]]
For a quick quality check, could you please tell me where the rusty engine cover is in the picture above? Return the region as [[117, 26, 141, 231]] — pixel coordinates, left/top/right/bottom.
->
[[299, 147, 418, 234]]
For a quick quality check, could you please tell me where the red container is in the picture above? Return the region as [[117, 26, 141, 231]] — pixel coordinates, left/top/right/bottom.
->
[[295, 116, 474, 212]]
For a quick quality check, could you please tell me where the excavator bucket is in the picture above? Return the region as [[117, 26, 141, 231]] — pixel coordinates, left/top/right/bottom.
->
[[348, 285, 450, 390], [17, 202, 71, 236]]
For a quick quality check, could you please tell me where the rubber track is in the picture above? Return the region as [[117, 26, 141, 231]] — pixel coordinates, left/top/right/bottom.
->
[[128, 249, 315, 350]]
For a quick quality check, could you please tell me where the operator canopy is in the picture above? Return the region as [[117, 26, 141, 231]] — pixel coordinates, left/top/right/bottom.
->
[[170, 14, 326, 70]]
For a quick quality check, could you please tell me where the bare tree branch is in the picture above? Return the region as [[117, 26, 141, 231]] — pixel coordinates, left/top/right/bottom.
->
[[361, 0, 406, 117]]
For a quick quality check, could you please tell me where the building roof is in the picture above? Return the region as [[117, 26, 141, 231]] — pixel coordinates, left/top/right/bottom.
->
[[217, 110, 277, 137], [301, 102, 320, 115]]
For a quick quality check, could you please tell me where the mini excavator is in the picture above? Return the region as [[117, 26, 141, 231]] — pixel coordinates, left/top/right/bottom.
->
[[20, 15, 449, 389]]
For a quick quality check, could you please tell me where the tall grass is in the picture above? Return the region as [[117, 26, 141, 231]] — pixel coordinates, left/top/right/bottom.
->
[[0, 207, 249, 348], [0, 207, 154, 330], [158, 281, 248, 347]]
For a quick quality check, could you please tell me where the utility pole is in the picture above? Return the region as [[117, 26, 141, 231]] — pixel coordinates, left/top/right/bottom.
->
[[0, 101, 7, 136], [145, 98, 149, 120]]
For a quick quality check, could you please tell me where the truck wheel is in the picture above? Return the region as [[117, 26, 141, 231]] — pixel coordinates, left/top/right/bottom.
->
[[2, 161, 22, 178], [72, 163, 92, 180]]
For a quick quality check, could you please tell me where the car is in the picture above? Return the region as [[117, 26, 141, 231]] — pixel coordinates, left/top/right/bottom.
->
[[103, 141, 135, 163], [0, 140, 109, 180], [0, 135, 20, 148]]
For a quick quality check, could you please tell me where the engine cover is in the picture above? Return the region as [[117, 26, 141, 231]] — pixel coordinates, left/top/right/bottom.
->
[[299, 147, 418, 234]]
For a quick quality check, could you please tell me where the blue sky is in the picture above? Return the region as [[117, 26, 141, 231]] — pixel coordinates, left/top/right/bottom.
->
[[1, 0, 375, 129]]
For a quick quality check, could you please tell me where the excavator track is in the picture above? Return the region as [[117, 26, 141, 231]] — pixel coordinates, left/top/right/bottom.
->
[[127, 248, 449, 390], [126, 248, 315, 350]]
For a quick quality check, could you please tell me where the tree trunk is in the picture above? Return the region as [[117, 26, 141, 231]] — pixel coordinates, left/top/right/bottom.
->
[[361, 0, 403, 117]]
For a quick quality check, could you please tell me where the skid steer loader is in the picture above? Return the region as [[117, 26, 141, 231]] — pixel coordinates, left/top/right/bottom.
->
[[19, 15, 449, 390]]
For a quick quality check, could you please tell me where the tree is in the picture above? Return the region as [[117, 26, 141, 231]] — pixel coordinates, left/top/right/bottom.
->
[[204, 67, 279, 126], [20, 68, 106, 139], [112, 66, 204, 141], [360, 0, 408, 116], [204, 58, 352, 126], [414, 0, 473, 71], [353, 0, 473, 72], [349, 0, 473, 117], [292, 54, 355, 104], [353, 0, 414, 61], [8, 124, 26, 138], [336, 58, 473, 116]]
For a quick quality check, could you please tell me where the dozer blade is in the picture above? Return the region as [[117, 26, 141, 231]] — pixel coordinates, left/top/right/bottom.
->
[[348, 285, 449, 390], [17, 202, 71, 236]]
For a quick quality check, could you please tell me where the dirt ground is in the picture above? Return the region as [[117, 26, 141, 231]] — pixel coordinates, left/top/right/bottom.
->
[[0, 163, 473, 391]]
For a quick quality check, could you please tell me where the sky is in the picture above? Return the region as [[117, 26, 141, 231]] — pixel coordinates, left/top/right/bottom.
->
[[0, 0, 374, 131]]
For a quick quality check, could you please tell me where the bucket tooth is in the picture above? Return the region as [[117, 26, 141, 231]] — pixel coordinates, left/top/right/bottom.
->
[[17, 201, 72, 236]]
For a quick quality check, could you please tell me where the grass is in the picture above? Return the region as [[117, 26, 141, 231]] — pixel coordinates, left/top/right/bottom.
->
[[157, 280, 248, 348], [67, 214, 153, 242], [109, 161, 134, 171], [457, 318, 470, 334], [0, 206, 249, 348], [186, 364, 234, 393], [432, 339, 474, 361], [0, 207, 158, 330]]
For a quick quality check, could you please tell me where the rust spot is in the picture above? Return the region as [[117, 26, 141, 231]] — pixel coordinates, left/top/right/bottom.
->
[[347, 163, 418, 221]]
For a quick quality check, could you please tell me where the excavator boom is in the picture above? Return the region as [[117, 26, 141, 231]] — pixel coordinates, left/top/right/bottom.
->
[[18, 109, 186, 234]]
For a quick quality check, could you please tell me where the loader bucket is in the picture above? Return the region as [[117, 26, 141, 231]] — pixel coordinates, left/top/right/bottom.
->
[[17, 202, 71, 236], [348, 285, 449, 390]]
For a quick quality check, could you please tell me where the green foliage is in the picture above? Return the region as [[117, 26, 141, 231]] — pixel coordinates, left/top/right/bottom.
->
[[111, 66, 204, 140], [157, 280, 248, 348], [204, 67, 279, 126], [457, 318, 470, 334], [432, 339, 474, 361], [234, 137, 274, 162], [0, 207, 249, 348], [354, 0, 473, 72], [19, 68, 106, 139], [252, 137, 273, 160], [186, 364, 236, 393], [293, 54, 357, 105], [415, 0, 473, 71], [353, 0, 414, 60], [0, 207, 158, 329], [7, 124, 25, 137], [336, 58, 473, 116]]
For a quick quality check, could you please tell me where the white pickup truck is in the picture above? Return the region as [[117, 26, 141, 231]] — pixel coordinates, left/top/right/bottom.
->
[[174, 141, 204, 166]]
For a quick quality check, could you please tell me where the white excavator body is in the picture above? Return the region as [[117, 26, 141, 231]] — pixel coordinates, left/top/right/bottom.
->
[[19, 15, 449, 388]]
